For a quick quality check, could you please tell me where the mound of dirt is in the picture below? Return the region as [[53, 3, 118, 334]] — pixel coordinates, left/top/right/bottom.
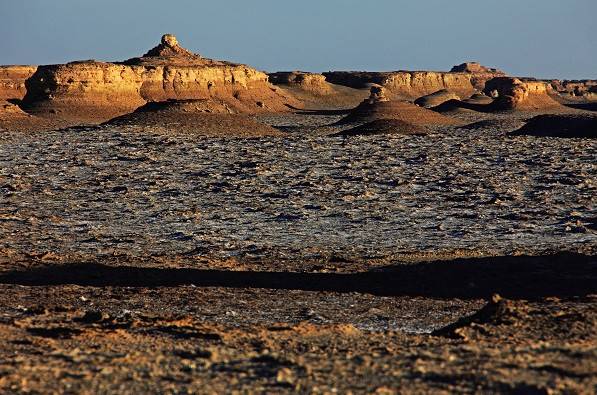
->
[[414, 90, 461, 108], [510, 114, 597, 138], [0, 100, 72, 132], [331, 119, 427, 137], [133, 99, 234, 115], [337, 87, 463, 126], [464, 93, 493, 105], [105, 99, 283, 137]]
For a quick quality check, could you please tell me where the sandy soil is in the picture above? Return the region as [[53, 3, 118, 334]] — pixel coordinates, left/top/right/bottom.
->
[[0, 107, 595, 393]]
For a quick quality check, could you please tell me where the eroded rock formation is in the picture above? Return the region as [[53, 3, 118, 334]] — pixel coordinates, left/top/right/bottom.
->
[[323, 71, 476, 100], [268, 71, 367, 110], [549, 79, 597, 99], [268, 71, 331, 94], [483, 77, 563, 111], [323, 63, 506, 101], [337, 86, 462, 126], [450, 62, 506, 90], [21, 35, 297, 122], [0, 65, 37, 100]]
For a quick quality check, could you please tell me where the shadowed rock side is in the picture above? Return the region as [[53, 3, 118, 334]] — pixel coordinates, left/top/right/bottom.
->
[[336, 86, 463, 126], [268, 71, 368, 110], [0, 65, 37, 100], [414, 89, 461, 108], [510, 114, 597, 138], [104, 99, 283, 137], [21, 34, 299, 123], [332, 119, 426, 137]]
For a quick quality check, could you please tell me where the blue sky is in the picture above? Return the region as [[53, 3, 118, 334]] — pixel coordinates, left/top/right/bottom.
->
[[1, 0, 595, 79]]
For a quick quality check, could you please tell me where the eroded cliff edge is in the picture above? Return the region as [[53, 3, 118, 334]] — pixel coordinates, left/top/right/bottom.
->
[[21, 35, 298, 122]]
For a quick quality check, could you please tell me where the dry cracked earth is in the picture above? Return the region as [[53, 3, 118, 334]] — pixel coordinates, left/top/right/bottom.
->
[[0, 112, 595, 393]]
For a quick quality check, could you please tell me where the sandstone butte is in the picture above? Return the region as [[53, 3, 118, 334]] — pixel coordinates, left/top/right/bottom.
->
[[1, 34, 595, 129], [321, 61, 507, 101], [20, 34, 300, 123], [483, 77, 564, 111]]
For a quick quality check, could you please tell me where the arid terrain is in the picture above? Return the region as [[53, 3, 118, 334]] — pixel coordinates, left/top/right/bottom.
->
[[0, 35, 596, 393]]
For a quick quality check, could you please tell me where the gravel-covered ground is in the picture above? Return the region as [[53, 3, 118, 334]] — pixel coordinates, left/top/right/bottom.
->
[[0, 114, 595, 264], [0, 112, 595, 393]]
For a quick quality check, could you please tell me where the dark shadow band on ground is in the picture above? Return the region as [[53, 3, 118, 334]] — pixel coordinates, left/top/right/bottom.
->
[[0, 253, 594, 299]]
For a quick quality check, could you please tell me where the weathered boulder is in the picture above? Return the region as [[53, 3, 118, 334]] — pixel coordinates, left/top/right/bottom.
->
[[483, 77, 563, 111], [0, 65, 37, 100], [22, 35, 297, 122]]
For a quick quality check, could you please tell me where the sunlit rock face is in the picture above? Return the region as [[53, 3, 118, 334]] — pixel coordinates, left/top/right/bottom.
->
[[21, 35, 296, 122]]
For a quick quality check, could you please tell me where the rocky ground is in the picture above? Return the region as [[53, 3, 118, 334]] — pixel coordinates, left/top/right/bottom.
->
[[0, 110, 595, 393]]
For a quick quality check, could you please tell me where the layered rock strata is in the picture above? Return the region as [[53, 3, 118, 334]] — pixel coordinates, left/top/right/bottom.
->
[[22, 35, 296, 122], [323, 71, 476, 100], [0, 65, 37, 100], [323, 63, 505, 100]]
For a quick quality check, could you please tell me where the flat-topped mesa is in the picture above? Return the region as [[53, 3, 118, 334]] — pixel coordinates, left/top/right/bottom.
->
[[483, 77, 563, 111], [324, 63, 506, 100], [450, 62, 506, 90], [0, 65, 38, 100], [323, 71, 476, 100], [22, 34, 296, 122], [450, 62, 505, 75]]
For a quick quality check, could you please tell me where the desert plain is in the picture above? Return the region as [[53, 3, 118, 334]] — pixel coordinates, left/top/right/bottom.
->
[[0, 35, 595, 393]]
